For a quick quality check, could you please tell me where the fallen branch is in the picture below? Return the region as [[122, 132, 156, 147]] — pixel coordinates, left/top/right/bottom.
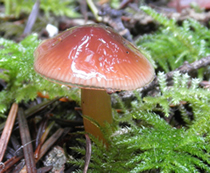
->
[[142, 55, 210, 93]]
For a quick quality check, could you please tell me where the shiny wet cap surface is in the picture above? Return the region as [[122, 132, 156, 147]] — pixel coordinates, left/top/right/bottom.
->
[[34, 24, 154, 90]]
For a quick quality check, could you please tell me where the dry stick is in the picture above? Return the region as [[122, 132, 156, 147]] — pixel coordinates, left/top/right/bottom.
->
[[79, 0, 88, 23], [141, 55, 210, 93], [10, 135, 23, 157], [23, 0, 40, 34], [0, 103, 18, 162], [12, 158, 25, 173], [34, 121, 55, 159], [37, 128, 64, 161], [36, 166, 53, 173], [20, 128, 64, 172], [98, 5, 133, 42], [24, 97, 59, 119], [0, 156, 22, 173], [18, 108, 37, 173], [35, 116, 49, 148], [83, 134, 91, 173]]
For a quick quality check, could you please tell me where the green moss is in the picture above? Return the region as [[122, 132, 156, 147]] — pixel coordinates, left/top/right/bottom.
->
[[2, 0, 81, 18], [136, 6, 210, 72]]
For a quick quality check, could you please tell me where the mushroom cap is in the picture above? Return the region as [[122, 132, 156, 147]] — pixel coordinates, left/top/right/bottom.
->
[[34, 24, 154, 91]]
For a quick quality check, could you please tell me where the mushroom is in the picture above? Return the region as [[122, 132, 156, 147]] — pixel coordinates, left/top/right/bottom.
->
[[34, 24, 154, 143]]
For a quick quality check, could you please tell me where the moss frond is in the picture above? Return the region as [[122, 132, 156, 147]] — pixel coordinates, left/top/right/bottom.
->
[[136, 6, 210, 72], [2, 0, 80, 18]]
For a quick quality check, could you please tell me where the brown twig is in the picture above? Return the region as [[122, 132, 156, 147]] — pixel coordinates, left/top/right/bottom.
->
[[19, 128, 64, 173], [142, 55, 210, 93], [35, 116, 49, 148], [24, 98, 59, 119], [83, 134, 91, 173], [118, 0, 134, 9], [10, 135, 23, 157], [98, 5, 133, 42], [34, 121, 55, 159], [79, 0, 88, 23], [0, 103, 18, 162], [0, 156, 22, 173], [36, 166, 53, 173], [37, 128, 64, 161]]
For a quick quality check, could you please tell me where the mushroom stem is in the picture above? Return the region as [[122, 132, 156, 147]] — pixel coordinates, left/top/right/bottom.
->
[[81, 89, 113, 143]]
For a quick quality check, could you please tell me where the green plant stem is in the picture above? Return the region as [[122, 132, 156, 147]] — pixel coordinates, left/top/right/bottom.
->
[[86, 0, 102, 22], [5, 0, 11, 15]]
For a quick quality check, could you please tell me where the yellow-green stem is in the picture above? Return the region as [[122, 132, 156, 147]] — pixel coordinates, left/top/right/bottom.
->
[[81, 89, 113, 143]]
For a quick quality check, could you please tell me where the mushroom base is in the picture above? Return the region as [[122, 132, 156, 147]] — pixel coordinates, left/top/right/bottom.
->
[[81, 89, 113, 143]]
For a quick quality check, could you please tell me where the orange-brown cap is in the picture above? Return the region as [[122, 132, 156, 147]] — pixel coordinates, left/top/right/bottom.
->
[[34, 24, 154, 91]]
